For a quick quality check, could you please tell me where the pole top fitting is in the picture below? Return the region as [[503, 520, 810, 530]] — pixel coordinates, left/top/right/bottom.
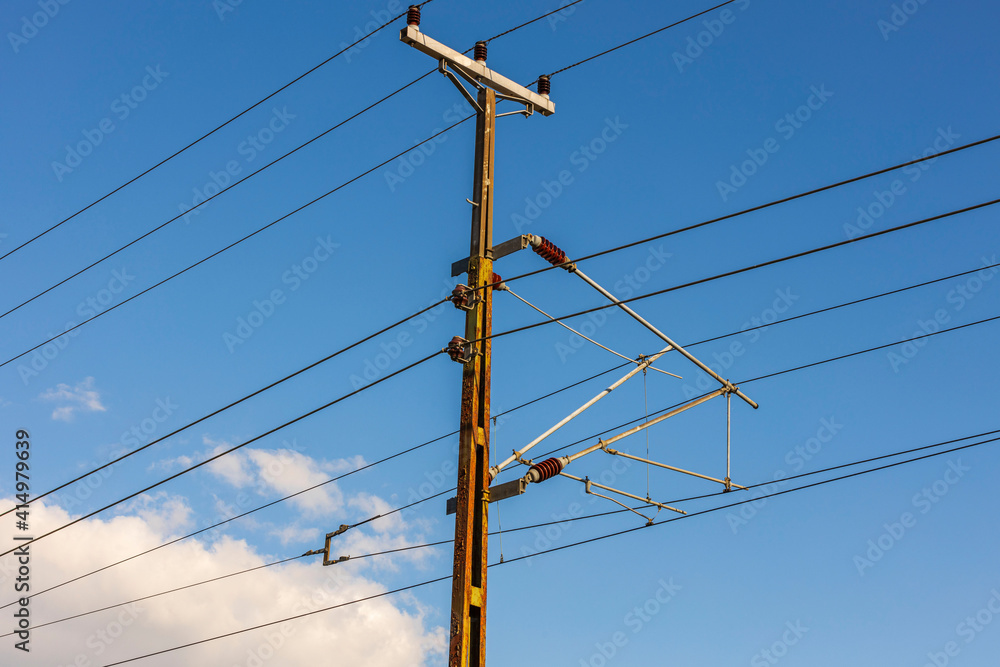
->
[[407, 5, 421, 28], [537, 75, 550, 97], [474, 41, 487, 62]]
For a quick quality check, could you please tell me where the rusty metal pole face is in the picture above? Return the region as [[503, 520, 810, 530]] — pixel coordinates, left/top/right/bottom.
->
[[449, 86, 495, 667]]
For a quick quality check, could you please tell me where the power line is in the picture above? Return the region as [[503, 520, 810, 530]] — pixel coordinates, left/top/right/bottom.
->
[[0, 117, 472, 372], [20, 303, 996, 609], [0, 71, 435, 323], [1, 1, 585, 322], [99, 575, 454, 667], [497, 433, 1000, 566], [470, 197, 1000, 346], [27, 423, 1000, 638], [1, 297, 448, 517], [475, 133, 1000, 293], [0, 3, 425, 264], [528, 313, 1000, 463], [0, 553, 312, 638], [92, 430, 1000, 666], [547, 0, 740, 78], [0, 361, 633, 605], [0, 350, 443, 559]]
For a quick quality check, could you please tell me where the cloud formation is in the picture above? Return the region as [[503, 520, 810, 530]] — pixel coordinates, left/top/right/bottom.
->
[[39, 376, 107, 421]]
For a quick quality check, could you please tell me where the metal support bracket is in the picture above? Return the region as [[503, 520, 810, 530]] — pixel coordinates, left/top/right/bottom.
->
[[452, 234, 532, 277]]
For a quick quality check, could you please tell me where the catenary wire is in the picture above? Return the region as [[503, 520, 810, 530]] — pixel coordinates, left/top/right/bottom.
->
[[16, 259, 994, 599], [93, 430, 1000, 665], [0, 3, 430, 264], [2, 296, 449, 516], [528, 313, 1000, 463], [0, 361, 633, 606], [0, 350, 443, 558], [467, 197, 1000, 347], [1, 1, 588, 320], [547, 0, 741, 78], [0, 117, 473, 372], [470, 134, 1000, 294]]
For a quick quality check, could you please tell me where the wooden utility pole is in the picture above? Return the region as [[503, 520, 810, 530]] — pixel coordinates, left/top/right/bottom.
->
[[450, 84, 495, 667], [399, 9, 555, 665]]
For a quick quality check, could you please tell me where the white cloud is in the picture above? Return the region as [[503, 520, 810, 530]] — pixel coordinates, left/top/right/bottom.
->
[[0, 495, 446, 666], [39, 376, 106, 421]]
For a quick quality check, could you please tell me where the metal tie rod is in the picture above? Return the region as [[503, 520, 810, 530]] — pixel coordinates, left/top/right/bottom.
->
[[570, 266, 758, 410], [559, 471, 686, 515], [489, 344, 672, 479]]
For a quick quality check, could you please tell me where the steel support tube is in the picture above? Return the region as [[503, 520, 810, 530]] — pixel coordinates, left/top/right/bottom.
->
[[571, 267, 758, 410], [601, 447, 748, 491], [602, 389, 725, 449], [559, 471, 686, 515], [490, 344, 672, 479]]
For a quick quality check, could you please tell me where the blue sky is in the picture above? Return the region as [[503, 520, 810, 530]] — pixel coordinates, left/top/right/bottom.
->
[[1, 0, 999, 665]]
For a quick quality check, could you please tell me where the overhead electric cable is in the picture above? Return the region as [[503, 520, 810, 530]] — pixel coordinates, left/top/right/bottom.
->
[[0, 118, 473, 372], [0, 350, 443, 558], [469, 197, 1000, 346], [1, 1, 587, 320], [0, 362, 633, 604], [0, 3, 429, 263], [1, 297, 449, 517], [472, 134, 1000, 293], [92, 430, 1000, 666]]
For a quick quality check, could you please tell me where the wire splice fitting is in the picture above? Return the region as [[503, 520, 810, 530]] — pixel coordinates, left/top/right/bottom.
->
[[525, 456, 566, 483], [537, 75, 551, 97], [529, 235, 568, 266], [474, 41, 487, 62], [407, 5, 421, 27]]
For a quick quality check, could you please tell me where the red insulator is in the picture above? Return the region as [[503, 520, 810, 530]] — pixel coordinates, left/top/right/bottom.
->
[[491, 272, 502, 285], [446, 336, 468, 362], [537, 75, 550, 96], [407, 5, 421, 26], [474, 41, 487, 62], [528, 457, 564, 483], [532, 237, 568, 266]]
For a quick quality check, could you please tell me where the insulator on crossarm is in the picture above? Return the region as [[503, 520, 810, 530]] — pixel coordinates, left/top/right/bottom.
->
[[491, 272, 506, 290], [474, 41, 487, 62], [528, 235, 569, 267], [407, 5, 421, 27], [525, 457, 567, 483], [537, 75, 550, 97]]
